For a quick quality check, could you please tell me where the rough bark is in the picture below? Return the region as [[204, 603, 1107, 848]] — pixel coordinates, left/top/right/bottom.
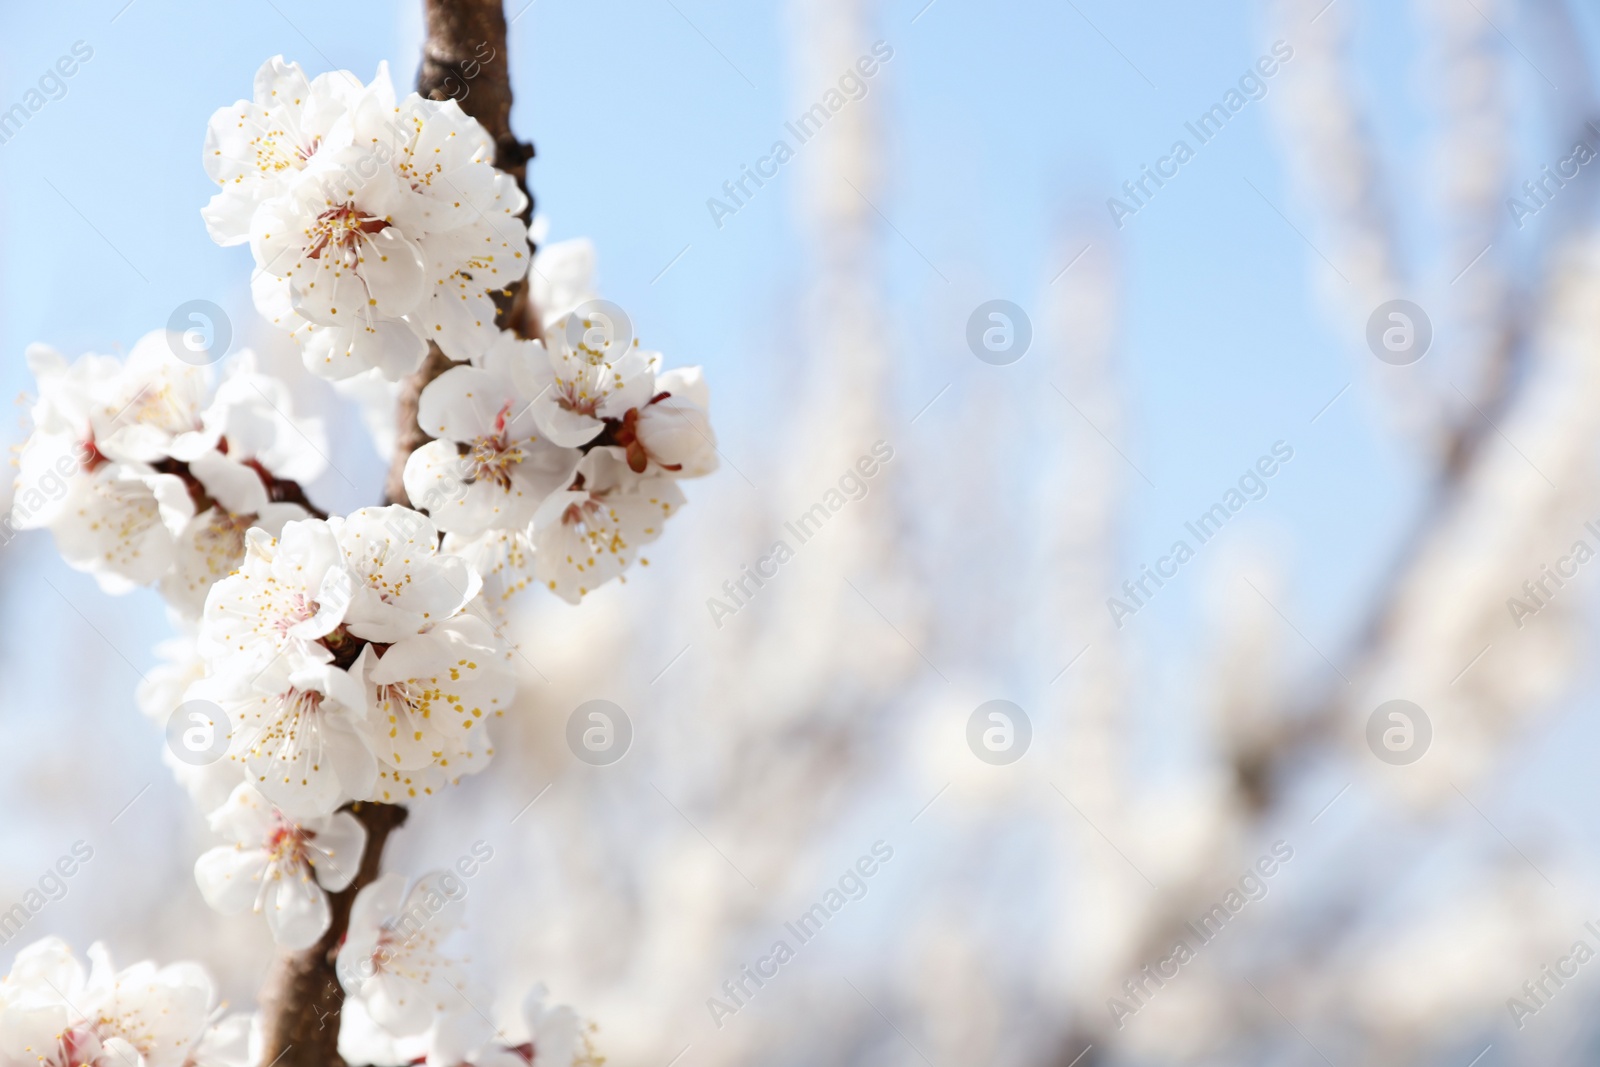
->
[[385, 345, 457, 508], [256, 803, 409, 1067], [385, 0, 538, 507]]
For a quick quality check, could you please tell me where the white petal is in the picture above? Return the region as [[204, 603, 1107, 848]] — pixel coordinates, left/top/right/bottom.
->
[[358, 228, 427, 317], [194, 846, 268, 915], [656, 365, 710, 408], [291, 252, 374, 327], [402, 439, 474, 530], [201, 183, 263, 247], [529, 1003, 581, 1067], [266, 871, 331, 949], [207, 781, 277, 842], [416, 366, 498, 442], [189, 452, 270, 515], [308, 810, 367, 892]]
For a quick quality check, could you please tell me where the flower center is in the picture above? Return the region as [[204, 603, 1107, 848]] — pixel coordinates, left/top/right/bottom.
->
[[110, 382, 202, 437], [203, 509, 256, 551], [81, 435, 110, 473], [555, 380, 599, 417], [305, 203, 390, 263], [560, 498, 600, 529], [252, 130, 319, 175], [466, 403, 526, 491], [52, 1023, 106, 1067], [273, 593, 320, 636], [265, 818, 311, 866]]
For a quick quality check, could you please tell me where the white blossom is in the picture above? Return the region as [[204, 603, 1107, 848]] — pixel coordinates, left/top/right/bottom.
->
[[402, 331, 580, 536], [195, 508, 510, 816], [202, 56, 364, 246], [519, 311, 657, 448], [36, 464, 188, 595], [210, 58, 530, 380], [183, 1015, 255, 1067], [631, 366, 718, 478], [512, 985, 595, 1067], [250, 147, 427, 339], [335, 994, 506, 1067], [11, 336, 201, 594], [174, 351, 329, 484], [0, 939, 251, 1067], [197, 520, 352, 677], [333, 506, 481, 644], [194, 783, 366, 949], [12, 339, 323, 611], [204, 657, 375, 820], [336, 872, 466, 1037], [437, 528, 537, 607], [75, 332, 210, 466], [159, 452, 308, 617], [530, 449, 683, 603], [526, 237, 596, 330], [358, 614, 514, 804], [384, 97, 529, 365], [425, 985, 597, 1067]]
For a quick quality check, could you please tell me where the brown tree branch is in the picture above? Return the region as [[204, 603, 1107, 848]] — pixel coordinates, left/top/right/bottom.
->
[[385, 0, 538, 508]]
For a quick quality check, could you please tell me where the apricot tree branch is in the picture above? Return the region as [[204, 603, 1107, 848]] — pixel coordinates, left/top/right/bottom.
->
[[385, 0, 537, 507], [259, 4, 537, 1064]]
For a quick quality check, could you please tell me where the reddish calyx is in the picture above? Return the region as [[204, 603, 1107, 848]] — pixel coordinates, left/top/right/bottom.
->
[[590, 392, 679, 474]]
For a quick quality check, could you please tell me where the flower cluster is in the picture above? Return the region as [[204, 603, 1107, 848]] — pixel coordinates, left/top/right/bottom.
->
[[193, 505, 514, 822], [0, 938, 250, 1067], [2, 39, 706, 1066], [12, 334, 325, 616], [410, 309, 717, 604], [335, 873, 597, 1067], [204, 57, 529, 380]]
